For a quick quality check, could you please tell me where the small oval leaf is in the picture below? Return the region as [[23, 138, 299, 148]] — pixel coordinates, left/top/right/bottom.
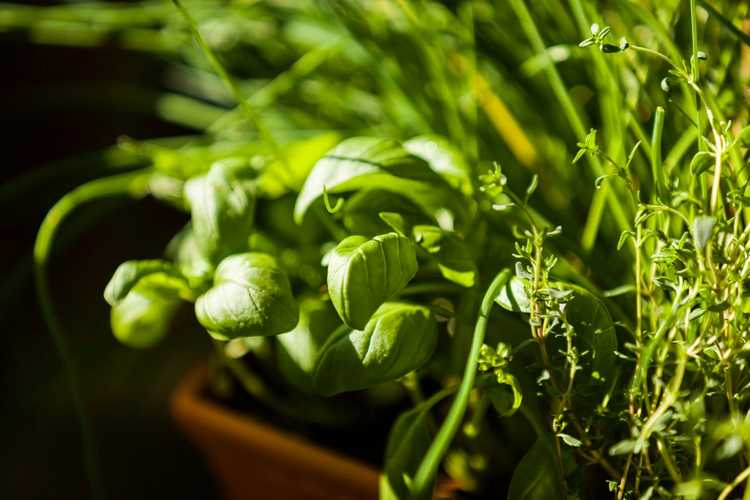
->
[[327, 232, 417, 329], [195, 253, 299, 339], [495, 276, 531, 313], [313, 302, 438, 395], [104, 259, 188, 306], [111, 283, 180, 348]]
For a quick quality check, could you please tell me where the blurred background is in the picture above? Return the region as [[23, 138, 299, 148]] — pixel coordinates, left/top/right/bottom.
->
[[1, 4, 216, 499]]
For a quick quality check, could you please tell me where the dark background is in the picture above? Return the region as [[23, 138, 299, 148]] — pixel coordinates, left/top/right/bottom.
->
[[1, 34, 219, 500]]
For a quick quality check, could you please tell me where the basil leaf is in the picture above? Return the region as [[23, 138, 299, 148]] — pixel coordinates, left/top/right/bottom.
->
[[343, 189, 429, 237], [276, 298, 341, 393], [110, 282, 180, 348], [166, 223, 214, 289], [184, 159, 255, 263], [104, 259, 190, 306], [508, 438, 564, 500], [294, 137, 468, 230], [256, 132, 340, 198], [327, 232, 417, 329], [404, 135, 474, 196], [380, 390, 449, 500], [413, 225, 477, 288], [313, 302, 438, 396], [195, 253, 298, 339]]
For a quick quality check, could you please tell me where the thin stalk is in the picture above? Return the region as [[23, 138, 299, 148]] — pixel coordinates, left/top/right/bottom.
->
[[718, 464, 750, 500], [34, 170, 152, 500], [651, 107, 666, 200], [409, 269, 512, 500], [689, 0, 704, 152]]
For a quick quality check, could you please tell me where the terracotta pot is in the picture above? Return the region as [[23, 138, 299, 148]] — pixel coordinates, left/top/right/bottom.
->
[[171, 364, 381, 500]]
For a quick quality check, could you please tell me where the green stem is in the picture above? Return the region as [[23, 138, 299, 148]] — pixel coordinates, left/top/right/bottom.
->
[[409, 269, 511, 500], [34, 170, 151, 500], [651, 106, 666, 200], [689, 0, 704, 151]]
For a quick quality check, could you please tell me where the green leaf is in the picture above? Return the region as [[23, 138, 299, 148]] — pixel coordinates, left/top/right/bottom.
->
[[294, 137, 468, 230], [609, 439, 642, 456], [327, 232, 417, 329], [104, 259, 190, 306], [313, 302, 438, 396], [166, 224, 214, 289], [380, 390, 449, 500], [110, 281, 180, 348], [486, 373, 523, 417], [413, 225, 477, 288], [184, 159, 255, 263], [403, 135, 474, 196], [276, 298, 341, 393], [508, 438, 564, 500], [195, 253, 298, 339], [565, 286, 617, 384], [689, 152, 714, 176], [495, 276, 531, 313], [692, 215, 716, 250], [256, 132, 341, 198], [379, 212, 411, 237], [343, 189, 428, 237], [557, 433, 582, 448], [524, 174, 539, 204]]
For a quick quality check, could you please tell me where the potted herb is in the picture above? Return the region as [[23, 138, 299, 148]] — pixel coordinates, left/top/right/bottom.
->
[[22, 0, 750, 498]]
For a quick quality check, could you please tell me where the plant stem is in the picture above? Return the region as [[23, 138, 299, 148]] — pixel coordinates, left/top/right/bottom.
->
[[409, 269, 511, 500], [718, 464, 750, 500], [651, 106, 666, 200], [689, 0, 704, 151], [34, 170, 151, 500]]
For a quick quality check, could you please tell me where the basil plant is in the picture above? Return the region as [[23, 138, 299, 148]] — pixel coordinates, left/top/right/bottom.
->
[[81, 132, 615, 500]]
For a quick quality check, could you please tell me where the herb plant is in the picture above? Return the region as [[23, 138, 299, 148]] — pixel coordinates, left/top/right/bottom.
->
[[14, 0, 750, 498]]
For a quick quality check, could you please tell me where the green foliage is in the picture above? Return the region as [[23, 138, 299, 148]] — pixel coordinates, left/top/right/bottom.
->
[[507, 438, 564, 500], [23, 0, 750, 499], [295, 137, 470, 230], [276, 298, 341, 393], [380, 390, 450, 500], [184, 159, 256, 263], [111, 282, 181, 348], [327, 233, 418, 329], [313, 302, 438, 396], [195, 253, 298, 339]]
